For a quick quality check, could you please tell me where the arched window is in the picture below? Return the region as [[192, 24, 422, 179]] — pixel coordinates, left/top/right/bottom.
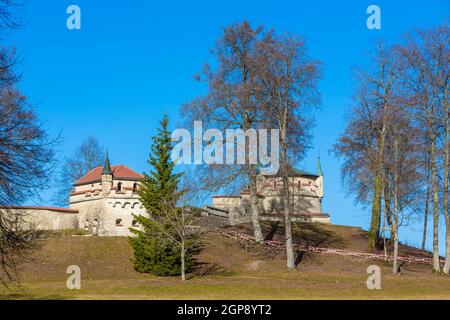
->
[[132, 219, 139, 227], [117, 182, 122, 192], [116, 219, 122, 226], [132, 183, 138, 193]]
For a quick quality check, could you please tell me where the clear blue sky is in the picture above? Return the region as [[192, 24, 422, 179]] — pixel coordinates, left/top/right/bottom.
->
[[9, 0, 449, 253]]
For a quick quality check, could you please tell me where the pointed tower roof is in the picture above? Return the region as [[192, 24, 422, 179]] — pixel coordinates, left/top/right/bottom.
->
[[102, 150, 113, 175], [317, 154, 324, 177]]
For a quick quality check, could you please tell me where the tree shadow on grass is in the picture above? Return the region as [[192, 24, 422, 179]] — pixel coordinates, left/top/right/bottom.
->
[[261, 222, 345, 248], [292, 223, 345, 248], [264, 222, 280, 241], [0, 292, 69, 300]]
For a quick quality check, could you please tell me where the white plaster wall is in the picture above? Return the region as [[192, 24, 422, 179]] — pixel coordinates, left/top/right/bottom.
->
[[103, 198, 147, 236], [212, 197, 241, 209], [9, 209, 79, 231], [70, 178, 147, 236]]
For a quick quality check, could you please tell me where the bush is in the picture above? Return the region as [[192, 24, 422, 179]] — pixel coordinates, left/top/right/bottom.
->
[[129, 234, 194, 276]]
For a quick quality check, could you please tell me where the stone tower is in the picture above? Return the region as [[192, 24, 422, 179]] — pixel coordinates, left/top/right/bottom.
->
[[101, 150, 113, 196], [316, 154, 324, 198]]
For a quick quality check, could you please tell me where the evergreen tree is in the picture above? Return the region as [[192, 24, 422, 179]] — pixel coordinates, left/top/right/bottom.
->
[[129, 114, 191, 276], [137, 113, 183, 214]]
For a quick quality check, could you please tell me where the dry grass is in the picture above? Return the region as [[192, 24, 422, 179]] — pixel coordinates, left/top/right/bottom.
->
[[0, 223, 449, 300]]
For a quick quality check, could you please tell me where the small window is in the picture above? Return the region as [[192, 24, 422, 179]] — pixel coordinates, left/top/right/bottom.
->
[[116, 219, 122, 227], [132, 183, 138, 193], [132, 219, 139, 227], [117, 182, 122, 192]]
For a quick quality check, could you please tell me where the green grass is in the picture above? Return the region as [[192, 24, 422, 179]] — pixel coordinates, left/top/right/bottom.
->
[[1, 224, 449, 300]]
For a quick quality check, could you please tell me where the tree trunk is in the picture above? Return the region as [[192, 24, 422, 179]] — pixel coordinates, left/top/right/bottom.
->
[[244, 116, 264, 243], [249, 169, 264, 243], [283, 172, 295, 270], [392, 137, 399, 274], [382, 208, 388, 262], [369, 175, 383, 251], [422, 159, 430, 251], [369, 109, 387, 251], [443, 105, 450, 274], [383, 182, 394, 240], [429, 118, 440, 273], [281, 124, 295, 270], [445, 216, 450, 274], [392, 200, 399, 274], [181, 239, 186, 281]]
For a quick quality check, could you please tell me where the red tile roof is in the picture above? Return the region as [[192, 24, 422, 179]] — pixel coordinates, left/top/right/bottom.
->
[[74, 165, 144, 186]]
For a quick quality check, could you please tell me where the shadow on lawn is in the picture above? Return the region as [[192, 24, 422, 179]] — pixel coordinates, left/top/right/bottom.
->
[[262, 222, 345, 248], [0, 291, 69, 300], [261, 222, 346, 266]]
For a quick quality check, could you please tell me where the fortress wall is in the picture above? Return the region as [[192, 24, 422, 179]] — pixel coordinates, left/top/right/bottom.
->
[[212, 197, 241, 209], [261, 214, 330, 224], [228, 206, 252, 225], [103, 198, 147, 236], [261, 195, 322, 214], [70, 197, 147, 236], [4, 207, 79, 231], [70, 198, 104, 232]]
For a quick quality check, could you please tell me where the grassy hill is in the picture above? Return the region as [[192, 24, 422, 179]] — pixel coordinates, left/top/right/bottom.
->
[[1, 223, 449, 300]]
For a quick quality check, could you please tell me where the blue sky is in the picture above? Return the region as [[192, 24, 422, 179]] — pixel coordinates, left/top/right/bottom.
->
[[8, 0, 449, 253]]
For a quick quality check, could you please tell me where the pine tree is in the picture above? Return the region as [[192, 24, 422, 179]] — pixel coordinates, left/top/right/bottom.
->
[[137, 113, 182, 214], [129, 114, 191, 276]]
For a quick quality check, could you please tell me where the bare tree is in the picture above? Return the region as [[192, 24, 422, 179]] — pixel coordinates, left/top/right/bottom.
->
[[0, 0, 22, 31], [336, 42, 405, 251], [399, 23, 449, 272], [384, 105, 422, 274], [143, 203, 202, 281], [0, 74, 55, 284], [256, 32, 322, 269], [181, 22, 269, 243], [53, 136, 104, 206], [421, 153, 431, 251]]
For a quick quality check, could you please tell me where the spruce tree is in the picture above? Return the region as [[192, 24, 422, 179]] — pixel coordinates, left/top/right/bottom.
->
[[129, 114, 191, 276]]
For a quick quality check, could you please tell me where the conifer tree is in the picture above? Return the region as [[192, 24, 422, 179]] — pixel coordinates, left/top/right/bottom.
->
[[129, 114, 192, 276]]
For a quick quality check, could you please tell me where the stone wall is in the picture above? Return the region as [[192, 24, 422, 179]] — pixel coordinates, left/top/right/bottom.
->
[[212, 196, 241, 209], [4, 207, 79, 231], [261, 195, 322, 214], [262, 214, 330, 224], [70, 178, 147, 236], [70, 197, 147, 236]]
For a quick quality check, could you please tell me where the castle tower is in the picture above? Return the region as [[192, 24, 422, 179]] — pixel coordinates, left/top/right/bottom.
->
[[316, 154, 324, 198], [317, 154, 324, 177], [101, 150, 113, 196]]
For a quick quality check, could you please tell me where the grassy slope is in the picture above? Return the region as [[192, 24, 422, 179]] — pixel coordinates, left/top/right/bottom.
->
[[1, 223, 449, 300]]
